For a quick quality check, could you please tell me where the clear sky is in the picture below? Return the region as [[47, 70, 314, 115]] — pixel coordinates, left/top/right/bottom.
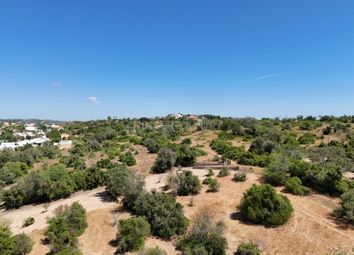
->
[[0, 0, 353, 120]]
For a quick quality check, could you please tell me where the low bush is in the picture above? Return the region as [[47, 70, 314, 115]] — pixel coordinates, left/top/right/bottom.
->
[[236, 242, 261, 255], [217, 166, 230, 177], [285, 177, 310, 195], [177, 210, 227, 255], [233, 172, 247, 182], [119, 151, 137, 166], [240, 184, 293, 226], [333, 189, 354, 224], [139, 246, 167, 255], [45, 202, 87, 253], [22, 217, 35, 228], [152, 147, 177, 173], [208, 179, 220, 192], [168, 170, 201, 196], [117, 217, 151, 253]]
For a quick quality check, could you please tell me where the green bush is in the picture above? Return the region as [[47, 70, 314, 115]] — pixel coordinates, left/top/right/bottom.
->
[[176, 144, 197, 167], [45, 202, 87, 253], [0, 162, 28, 185], [177, 211, 227, 255], [208, 179, 220, 192], [169, 170, 201, 196], [285, 177, 310, 195], [298, 133, 316, 145], [119, 151, 137, 166], [139, 246, 167, 255], [233, 172, 247, 182], [3, 164, 76, 209], [13, 233, 34, 255], [240, 184, 293, 226], [203, 177, 213, 185], [132, 192, 189, 239], [236, 242, 260, 255], [22, 217, 35, 228], [217, 166, 230, 177], [152, 147, 177, 173], [333, 189, 354, 224], [206, 168, 214, 177], [117, 217, 151, 253], [0, 220, 33, 255]]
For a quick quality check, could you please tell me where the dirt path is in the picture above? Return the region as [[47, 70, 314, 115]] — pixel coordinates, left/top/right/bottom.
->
[[0, 171, 173, 235]]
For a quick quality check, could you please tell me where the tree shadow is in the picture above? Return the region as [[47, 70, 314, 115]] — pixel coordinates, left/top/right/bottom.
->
[[108, 238, 118, 247], [327, 212, 354, 230], [94, 191, 116, 203]]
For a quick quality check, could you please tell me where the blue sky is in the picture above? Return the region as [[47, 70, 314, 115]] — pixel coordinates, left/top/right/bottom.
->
[[0, 0, 353, 120]]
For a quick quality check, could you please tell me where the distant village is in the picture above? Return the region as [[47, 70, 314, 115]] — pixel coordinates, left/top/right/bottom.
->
[[0, 121, 72, 150]]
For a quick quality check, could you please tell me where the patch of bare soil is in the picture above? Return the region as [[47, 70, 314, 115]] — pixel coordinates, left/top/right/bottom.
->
[[130, 145, 157, 173], [78, 207, 131, 255]]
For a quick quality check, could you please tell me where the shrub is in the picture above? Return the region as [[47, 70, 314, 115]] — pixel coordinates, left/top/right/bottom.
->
[[105, 166, 143, 198], [177, 210, 227, 255], [203, 177, 213, 185], [45, 202, 87, 253], [0, 220, 33, 255], [152, 147, 177, 173], [22, 217, 35, 228], [119, 151, 137, 166], [233, 172, 247, 182], [236, 242, 260, 255], [3, 164, 76, 209], [333, 189, 354, 224], [240, 184, 293, 226], [208, 179, 220, 192], [117, 217, 151, 253], [206, 168, 214, 177], [169, 170, 201, 196], [132, 192, 189, 239], [298, 133, 316, 145], [0, 162, 28, 185], [176, 144, 197, 167], [217, 166, 230, 177], [13, 233, 34, 255], [285, 177, 310, 195], [139, 246, 167, 255]]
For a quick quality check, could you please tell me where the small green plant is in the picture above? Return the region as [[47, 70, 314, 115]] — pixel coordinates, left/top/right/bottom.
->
[[208, 179, 220, 192], [236, 242, 261, 255], [285, 177, 310, 196], [23, 217, 35, 228], [206, 168, 214, 177], [217, 166, 230, 177], [203, 177, 213, 185], [233, 172, 247, 182]]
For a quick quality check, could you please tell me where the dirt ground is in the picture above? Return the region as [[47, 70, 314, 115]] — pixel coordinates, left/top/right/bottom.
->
[[177, 172, 354, 255], [3, 167, 354, 255]]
